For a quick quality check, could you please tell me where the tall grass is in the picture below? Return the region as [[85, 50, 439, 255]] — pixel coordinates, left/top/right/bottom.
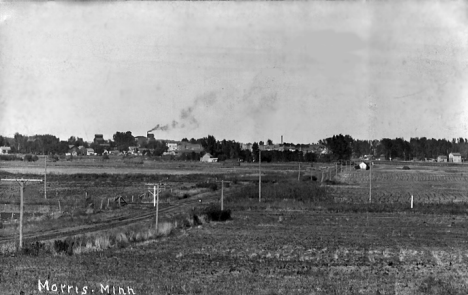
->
[[229, 182, 328, 204]]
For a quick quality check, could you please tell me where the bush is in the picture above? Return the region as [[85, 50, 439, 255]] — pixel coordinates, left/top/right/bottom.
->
[[202, 204, 232, 221], [21, 241, 45, 256], [196, 182, 218, 191], [32, 155, 39, 161], [53, 239, 74, 255], [402, 166, 410, 170], [0, 155, 20, 161], [102, 154, 109, 160]]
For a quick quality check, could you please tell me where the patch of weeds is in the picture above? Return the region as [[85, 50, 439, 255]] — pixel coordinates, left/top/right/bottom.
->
[[195, 182, 218, 191], [53, 239, 74, 255], [418, 276, 464, 295], [21, 241, 45, 256]]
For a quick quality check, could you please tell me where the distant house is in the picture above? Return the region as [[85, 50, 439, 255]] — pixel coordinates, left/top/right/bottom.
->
[[86, 148, 95, 156], [200, 153, 218, 163], [359, 162, 369, 170], [128, 146, 138, 154], [177, 143, 203, 154], [437, 155, 447, 163], [69, 147, 79, 156], [167, 143, 178, 152], [241, 143, 253, 151], [449, 152, 462, 163], [0, 146, 11, 154]]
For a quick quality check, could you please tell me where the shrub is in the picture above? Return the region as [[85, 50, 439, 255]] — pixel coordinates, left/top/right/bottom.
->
[[0, 155, 20, 161], [53, 239, 74, 255], [22, 241, 45, 256], [196, 182, 218, 191], [202, 204, 232, 222], [402, 166, 410, 170], [32, 155, 39, 161], [102, 154, 109, 160]]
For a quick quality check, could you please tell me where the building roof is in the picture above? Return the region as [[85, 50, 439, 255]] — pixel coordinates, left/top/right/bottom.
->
[[450, 152, 462, 156]]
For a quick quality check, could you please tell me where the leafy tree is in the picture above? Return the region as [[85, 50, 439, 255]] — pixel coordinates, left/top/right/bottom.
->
[[113, 131, 135, 152], [252, 142, 259, 162], [267, 139, 273, 145], [320, 134, 353, 160]]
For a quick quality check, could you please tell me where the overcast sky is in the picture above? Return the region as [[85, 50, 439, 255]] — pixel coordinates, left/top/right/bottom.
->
[[1, 1, 467, 143]]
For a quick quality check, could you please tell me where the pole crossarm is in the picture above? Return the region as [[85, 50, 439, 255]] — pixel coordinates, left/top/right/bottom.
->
[[2, 179, 43, 183]]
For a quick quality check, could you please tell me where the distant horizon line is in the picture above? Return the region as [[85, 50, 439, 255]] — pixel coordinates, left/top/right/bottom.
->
[[1, 131, 467, 145]]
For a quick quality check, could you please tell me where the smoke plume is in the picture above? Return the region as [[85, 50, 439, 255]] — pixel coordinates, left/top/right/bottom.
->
[[148, 92, 216, 133]]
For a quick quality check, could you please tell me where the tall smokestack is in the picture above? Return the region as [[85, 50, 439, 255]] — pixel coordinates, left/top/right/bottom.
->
[[281, 135, 283, 144]]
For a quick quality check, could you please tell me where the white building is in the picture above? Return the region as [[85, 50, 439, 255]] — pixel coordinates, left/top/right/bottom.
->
[[0, 146, 11, 154]]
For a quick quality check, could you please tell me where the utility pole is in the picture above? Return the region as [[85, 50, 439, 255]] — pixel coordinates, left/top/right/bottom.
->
[[369, 161, 372, 203], [298, 163, 301, 181], [44, 155, 47, 199], [146, 183, 161, 233], [259, 149, 261, 203], [156, 184, 159, 232], [1, 178, 42, 250], [221, 180, 224, 211]]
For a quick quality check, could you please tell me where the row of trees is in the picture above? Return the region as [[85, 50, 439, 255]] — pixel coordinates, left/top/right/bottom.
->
[[3, 132, 468, 162], [319, 134, 468, 161]]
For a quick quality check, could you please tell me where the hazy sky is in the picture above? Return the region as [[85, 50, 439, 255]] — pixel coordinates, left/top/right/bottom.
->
[[1, 1, 467, 143]]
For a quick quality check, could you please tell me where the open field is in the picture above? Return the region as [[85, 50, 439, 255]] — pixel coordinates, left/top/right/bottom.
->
[[1, 160, 468, 294], [2, 210, 468, 294]]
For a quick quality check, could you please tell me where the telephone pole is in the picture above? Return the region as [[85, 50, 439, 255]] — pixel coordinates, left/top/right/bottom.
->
[[44, 155, 47, 199], [1, 178, 42, 250], [259, 149, 261, 203], [146, 183, 162, 233], [369, 161, 372, 203]]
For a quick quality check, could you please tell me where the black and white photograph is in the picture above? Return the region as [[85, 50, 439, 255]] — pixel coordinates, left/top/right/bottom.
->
[[1, 1, 468, 294]]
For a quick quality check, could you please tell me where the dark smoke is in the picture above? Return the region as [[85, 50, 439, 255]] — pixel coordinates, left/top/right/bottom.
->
[[148, 92, 216, 132]]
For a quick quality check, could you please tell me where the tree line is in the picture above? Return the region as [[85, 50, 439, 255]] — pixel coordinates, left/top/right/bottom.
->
[[2, 132, 467, 162], [319, 134, 468, 161]]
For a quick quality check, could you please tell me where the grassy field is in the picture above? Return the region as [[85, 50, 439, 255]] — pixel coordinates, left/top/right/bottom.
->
[[1, 160, 468, 294]]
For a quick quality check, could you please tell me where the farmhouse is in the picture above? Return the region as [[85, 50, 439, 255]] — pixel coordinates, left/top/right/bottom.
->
[[449, 152, 462, 163], [0, 146, 11, 154], [86, 148, 95, 156], [200, 153, 218, 163], [437, 155, 447, 163]]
